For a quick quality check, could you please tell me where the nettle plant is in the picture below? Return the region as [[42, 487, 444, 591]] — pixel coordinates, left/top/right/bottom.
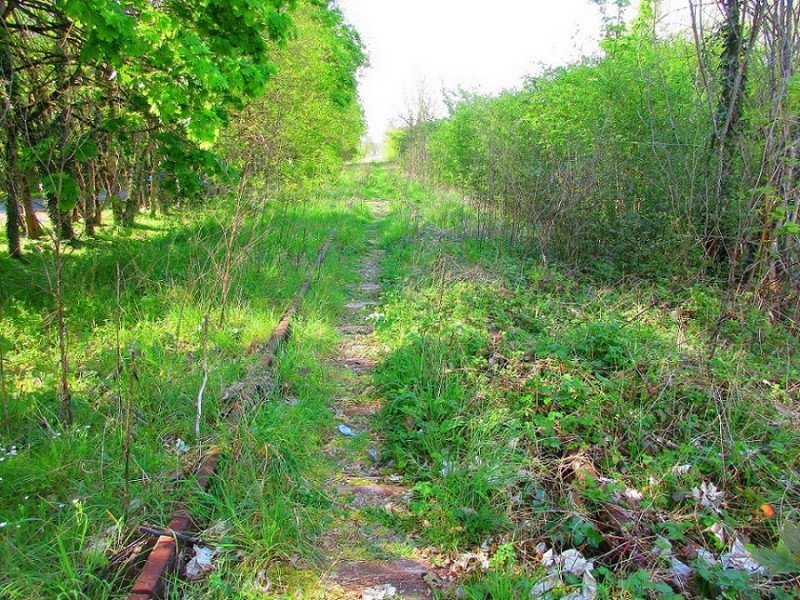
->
[[751, 521, 800, 575]]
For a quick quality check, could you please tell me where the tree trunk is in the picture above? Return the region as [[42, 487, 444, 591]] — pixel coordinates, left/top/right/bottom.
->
[[94, 186, 104, 227], [122, 190, 138, 226], [4, 135, 23, 259], [123, 152, 146, 226], [147, 144, 160, 217], [731, 0, 799, 287], [46, 193, 75, 241], [21, 171, 43, 240], [759, 0, 799, 285], [1, 22, 22, 258], [705, 0, 747, 265], [84, 161, 97, 236], [110, 152, 128, 226]]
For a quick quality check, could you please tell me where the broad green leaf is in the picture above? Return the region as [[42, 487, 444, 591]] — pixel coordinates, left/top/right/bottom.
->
[[750, 547, 799, 575], [70, 138, 98, 163], [781, 522, 800, 554], [777, 222, 800, 236], [42, 173, 81, 212]]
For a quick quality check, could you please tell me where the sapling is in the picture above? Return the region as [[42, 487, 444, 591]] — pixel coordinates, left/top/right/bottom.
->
[[41, 221, 73, 426], [123, 342, 137, 515], [752, 521, 800, 575], [115, 264, 122, 416], [112, 263, 138, 515], [207, 177, 270, 326]]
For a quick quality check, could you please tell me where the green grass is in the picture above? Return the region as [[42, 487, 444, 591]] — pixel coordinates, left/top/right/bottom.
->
[[0, 174, 374, 598], [2, 163, 799, 598], [367, 166, 800, 598]]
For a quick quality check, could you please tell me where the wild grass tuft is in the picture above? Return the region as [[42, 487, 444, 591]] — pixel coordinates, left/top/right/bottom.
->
[[368, 165, 800, 597], [0, 174, 374, 597]]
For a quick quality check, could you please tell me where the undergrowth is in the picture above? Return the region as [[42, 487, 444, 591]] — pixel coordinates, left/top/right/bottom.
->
[[2, 163, 798, 599], [371, 166, 800, 598]]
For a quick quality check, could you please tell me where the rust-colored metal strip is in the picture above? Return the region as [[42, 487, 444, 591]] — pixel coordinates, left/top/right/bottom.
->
[[127, 515, 191, 597], [258, 233, 333, 366], [123, 232, 333, 599]]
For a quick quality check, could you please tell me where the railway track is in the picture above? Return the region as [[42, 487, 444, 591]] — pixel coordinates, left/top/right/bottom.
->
[[121, 232, 334, 600]]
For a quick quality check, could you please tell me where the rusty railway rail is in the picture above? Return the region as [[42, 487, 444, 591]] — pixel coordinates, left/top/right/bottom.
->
[[124, 232, 334, 600]]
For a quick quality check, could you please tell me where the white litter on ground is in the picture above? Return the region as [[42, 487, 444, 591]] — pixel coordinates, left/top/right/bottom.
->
[[362, 583, 397, 599], [185, 545, 216, 579], [532, 548, 597, 599], [722, 538, 767, 575], [692, 481, 725, 513]]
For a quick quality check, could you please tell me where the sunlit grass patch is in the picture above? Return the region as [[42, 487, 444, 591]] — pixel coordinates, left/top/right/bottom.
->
[[369, 165, 800, 596], [0, 174, 378, 597]]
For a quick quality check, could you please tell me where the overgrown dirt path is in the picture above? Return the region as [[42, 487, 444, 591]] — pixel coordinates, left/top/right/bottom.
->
[[3, 165, 797, 598], [313, 199, 438, 599], [271, 168, 800, 600]]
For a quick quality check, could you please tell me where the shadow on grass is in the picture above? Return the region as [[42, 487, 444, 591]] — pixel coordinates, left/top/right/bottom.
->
[[0, 191, 378, 598]]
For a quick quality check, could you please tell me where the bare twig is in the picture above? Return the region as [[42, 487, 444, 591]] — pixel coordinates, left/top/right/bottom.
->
[[138, 526, 207, 546], [0, 303, 7, 426], [123, 341, 137, 515], [195, 315, 209, 441]]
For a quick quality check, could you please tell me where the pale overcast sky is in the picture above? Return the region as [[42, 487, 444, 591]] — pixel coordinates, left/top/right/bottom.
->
[[336, 0, 693, 143]]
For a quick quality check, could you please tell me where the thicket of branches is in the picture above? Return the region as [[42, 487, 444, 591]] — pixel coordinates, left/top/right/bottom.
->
[[392, 0, 799, 292], [1, 0, 365, 257]]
